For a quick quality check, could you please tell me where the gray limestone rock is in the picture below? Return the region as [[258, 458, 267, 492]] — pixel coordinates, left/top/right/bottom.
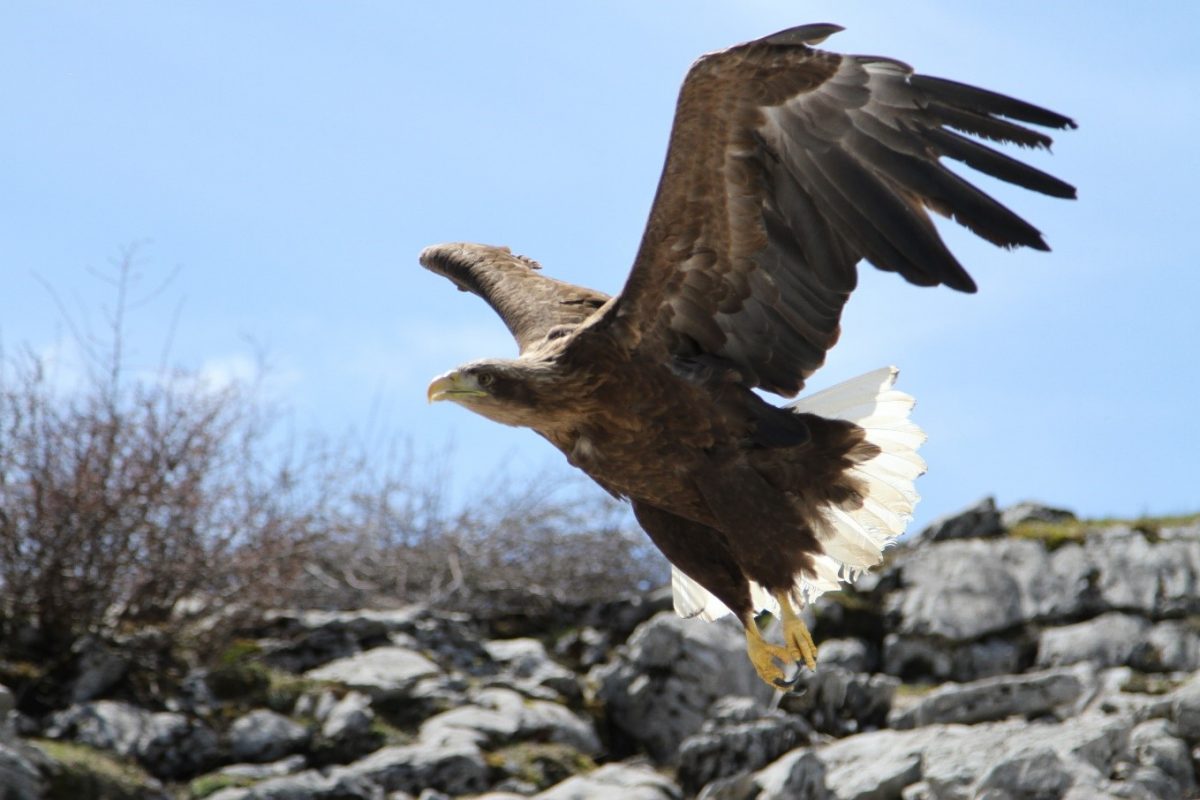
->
[[930, 715, 1130, 798], [1036, 612, 1151, 669], [207, 767, 377, 800], [1077, 667, 1173, 720], [890, 668, 1089, 729], [321, 690, 374, 741], [218, 753, 308, 780], [484, 637, 580, 700], [886, 538, 1090, 642], [1086, 527, 1200, 618], [516, 697, 602, 755], [260, 610, 393, 674], [229, 709, 310, 763], [1170, 672, 1200, 742], [778, 666, 898, 736], [917, 496, 1004, 542], [588, 612, 769, 762], [136, 710, 220, 778], [1111, 765, 1187, 800], [67, 635, 129, 704], [419, 686, 600, 754], [1126, 718, 1196, 798], [881, 634, 956, 682], [264, 605, 491, 675], [48, 699, 148, 756], [950, 637, 1029, 682], [973, 747, 1074, 800], [332, 742, 488, 796], [882, 633, 1024, 682], [554, 626, 609, 671], [535, 760, 681, 800], [718, 709, 1145, 800], [814, 638, 869, 673], [1132, 620, 1200, 673], [890, 523, 1200, 639], [418, 705, 521, 749], [1001, 500, 1077, 530], [752, 750, 829, 800], [304, 646, 440, 700], [46, 700, 218, 779], [387, 674, 470, 728], [677, 701, 812, 795], [696, 772, 763, 800], [0, 741, 45, 800], [0, 683, 14, 738], [816, 731, 923, 800]]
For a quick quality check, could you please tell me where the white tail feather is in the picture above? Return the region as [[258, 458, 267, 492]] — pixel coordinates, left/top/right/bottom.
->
[[671, 566, 732, 621], [669, 367, 926, 621], [671, 566, 780, 622], [790, 366, 925, 603]]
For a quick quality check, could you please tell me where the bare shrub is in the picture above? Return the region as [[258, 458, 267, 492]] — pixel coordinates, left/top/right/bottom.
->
[[292, 462, 668, 615], [0, 346, 315, 653], [0, 253, 668, 662]]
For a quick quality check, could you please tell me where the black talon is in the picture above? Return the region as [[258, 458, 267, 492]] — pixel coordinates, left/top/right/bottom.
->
[[772, 670, 802, 689]]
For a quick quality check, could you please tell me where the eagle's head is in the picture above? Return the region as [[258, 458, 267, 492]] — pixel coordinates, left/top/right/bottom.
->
[[427, 358, 559, 429]]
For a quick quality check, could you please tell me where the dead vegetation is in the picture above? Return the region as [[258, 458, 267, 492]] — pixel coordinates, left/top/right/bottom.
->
[[0, 254, 666, 666]]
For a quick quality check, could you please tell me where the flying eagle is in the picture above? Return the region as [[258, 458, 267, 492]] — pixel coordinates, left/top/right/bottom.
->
[[421, 23, 1074, 687]]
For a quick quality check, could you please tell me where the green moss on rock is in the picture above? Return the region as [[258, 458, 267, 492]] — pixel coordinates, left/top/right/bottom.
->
[[188, 772, 256, 799], [485, 742, 596, 790], [1009, 519, 1089, 551], [1011, 512, 1199, 552], [34, 739, 160, 800], [1121, 672, 1183, 696]]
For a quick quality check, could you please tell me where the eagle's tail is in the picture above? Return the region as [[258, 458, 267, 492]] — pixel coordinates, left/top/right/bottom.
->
[[787, 366, 926, 603], [670, 367, 924, 622]]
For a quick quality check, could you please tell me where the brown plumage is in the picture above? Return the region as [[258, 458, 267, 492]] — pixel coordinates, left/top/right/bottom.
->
[[421, 23, 1074, 687]]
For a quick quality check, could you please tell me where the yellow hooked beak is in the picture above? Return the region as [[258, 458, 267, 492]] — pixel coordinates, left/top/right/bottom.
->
[[427, 370, 487, 403]]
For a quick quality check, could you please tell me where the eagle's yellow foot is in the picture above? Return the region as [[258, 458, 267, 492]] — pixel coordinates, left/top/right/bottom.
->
[[777, 594, 818, 671], [745, 621, 800, 689]]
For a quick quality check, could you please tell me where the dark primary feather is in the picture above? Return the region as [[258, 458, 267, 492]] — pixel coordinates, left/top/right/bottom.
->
[[419, 243, 609, 353], [601, 24, 1076, 397]]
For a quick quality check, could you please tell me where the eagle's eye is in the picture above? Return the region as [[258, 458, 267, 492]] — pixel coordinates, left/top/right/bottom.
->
[[477, 372, 495, 388]]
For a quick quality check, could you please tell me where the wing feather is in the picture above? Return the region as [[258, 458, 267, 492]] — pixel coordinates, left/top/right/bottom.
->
[[597, 24, 1074, 396], [419, 243, 610, 354]]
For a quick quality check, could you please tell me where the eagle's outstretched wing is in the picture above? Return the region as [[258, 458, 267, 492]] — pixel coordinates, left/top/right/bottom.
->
[[419, 242, 610, 354], [603, 23, 1076, 397]]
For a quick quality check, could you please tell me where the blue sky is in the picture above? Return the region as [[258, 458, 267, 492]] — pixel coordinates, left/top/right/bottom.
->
[[2, 2, 1197, 531]]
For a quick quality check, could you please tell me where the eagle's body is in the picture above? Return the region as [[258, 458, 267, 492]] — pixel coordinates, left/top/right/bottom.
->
[[535, 340, 870, 594], [421, 23, 1074, 687]]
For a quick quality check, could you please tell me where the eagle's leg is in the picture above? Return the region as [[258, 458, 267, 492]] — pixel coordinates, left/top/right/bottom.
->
[[742, 613, 799, 689], [775, 590, 817, 671]]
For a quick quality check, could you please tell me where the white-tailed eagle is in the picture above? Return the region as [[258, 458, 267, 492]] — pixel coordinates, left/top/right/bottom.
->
[[421, 23, 1074, 687]]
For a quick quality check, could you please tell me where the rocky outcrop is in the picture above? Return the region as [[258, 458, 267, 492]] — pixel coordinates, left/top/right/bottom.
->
[[418, 687, 600, 754], [1001, 500, 1077, 529], [915, 496, 1004, 543], [0, 729, 45, 800], [44, 700, 219, 779], [1, 503, 1196, 799], [888, 666, 1090, 728], [303, 646, 440, 699], [676, 697, 811, 795], [885, 537, 1089, 642], [589, 612, 772, 762], [228, 710, 310, 763]]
